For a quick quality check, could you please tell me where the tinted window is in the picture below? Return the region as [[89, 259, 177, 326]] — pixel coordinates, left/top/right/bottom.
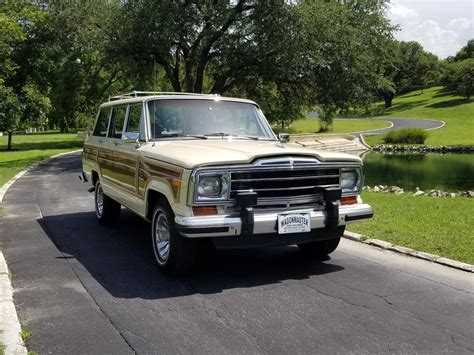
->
[[93, 107, 111, 137], [125, 104, 145, 140], [147, 100, 274, 139], [108, 106, 127, 139]]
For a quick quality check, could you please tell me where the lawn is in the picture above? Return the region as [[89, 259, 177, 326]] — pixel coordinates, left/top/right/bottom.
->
[[282, 118, 390, 134], [348, 192, 474, 264], [0, 133, 84, 188], [366, 86, 474, 146]]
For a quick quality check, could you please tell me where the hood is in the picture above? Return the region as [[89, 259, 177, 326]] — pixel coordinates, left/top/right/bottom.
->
[[140, 139, 361, 169]]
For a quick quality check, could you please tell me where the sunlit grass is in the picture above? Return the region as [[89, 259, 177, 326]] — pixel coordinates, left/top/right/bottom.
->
[[0, 133, 84, 187], [368, 86, 474, 146], [348, 192, 474, 264]]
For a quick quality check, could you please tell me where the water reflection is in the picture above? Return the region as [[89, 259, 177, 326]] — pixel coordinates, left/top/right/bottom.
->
[[362, 153, 474, 191]]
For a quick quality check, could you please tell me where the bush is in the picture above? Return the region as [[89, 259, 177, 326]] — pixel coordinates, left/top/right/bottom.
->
[[383, 128, 428, 144]]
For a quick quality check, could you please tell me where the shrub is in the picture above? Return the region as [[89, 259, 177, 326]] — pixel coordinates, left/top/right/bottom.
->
[[383, 128, 428, 144]]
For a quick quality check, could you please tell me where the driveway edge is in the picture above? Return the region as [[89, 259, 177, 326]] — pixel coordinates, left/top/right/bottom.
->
[[344, 231, 474, 273], [0, 150, 81, 354]]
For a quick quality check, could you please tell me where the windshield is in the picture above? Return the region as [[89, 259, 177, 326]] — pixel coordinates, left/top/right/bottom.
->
[[147, 99, 276, 140]]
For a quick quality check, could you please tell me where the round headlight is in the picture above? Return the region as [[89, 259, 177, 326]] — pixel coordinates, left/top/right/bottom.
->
[[198, 176, 221, 196], [341, 171, 357, 190]]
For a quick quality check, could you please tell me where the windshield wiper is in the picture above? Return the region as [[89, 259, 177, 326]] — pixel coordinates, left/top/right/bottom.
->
[[159, 133, 208, 140], [204, 132, 259, 140]]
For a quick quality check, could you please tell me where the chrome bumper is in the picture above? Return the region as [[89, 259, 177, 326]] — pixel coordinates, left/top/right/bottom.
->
[[175, 203, 373, 238]]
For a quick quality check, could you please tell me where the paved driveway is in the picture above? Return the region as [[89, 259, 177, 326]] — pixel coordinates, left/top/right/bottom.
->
[[338, 118, 445, 136], [0, 152, 473, 354]]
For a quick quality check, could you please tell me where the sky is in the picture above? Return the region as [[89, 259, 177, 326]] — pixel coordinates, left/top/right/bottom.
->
[[388, 0, 474, 59]]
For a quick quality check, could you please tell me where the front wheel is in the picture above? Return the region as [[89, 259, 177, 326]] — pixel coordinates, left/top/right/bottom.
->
[[151, 200, 198, 275], [298, 228, 344, 258], [94, 180, 121, 224]]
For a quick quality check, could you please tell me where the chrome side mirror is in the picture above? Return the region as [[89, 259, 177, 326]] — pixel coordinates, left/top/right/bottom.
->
[[278, 133, 290, 143], [123, 132, 140, 142]]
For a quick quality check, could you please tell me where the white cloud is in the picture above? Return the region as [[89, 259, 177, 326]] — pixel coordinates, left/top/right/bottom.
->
[[388, 0, 474, 59]]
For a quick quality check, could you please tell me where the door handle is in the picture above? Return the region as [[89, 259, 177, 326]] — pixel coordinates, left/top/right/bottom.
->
[[114, 141, 124, 146], [99, 139, 105, 144]]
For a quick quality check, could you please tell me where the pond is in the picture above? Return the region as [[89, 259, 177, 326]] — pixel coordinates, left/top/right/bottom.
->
[[362, 153, 474, 191]]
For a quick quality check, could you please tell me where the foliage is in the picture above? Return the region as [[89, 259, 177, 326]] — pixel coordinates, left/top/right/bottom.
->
[[454, 59, 474, 99], [382, 128, 428, 144], [348, 192, 474, 264], [452, 39, 474, 62]]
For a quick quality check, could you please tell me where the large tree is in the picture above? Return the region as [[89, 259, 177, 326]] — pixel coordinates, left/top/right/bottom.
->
[[112, 0, 394, 127]]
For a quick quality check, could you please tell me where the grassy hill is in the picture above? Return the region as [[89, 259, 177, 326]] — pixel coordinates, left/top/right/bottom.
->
[[366, 86, 474, 146]]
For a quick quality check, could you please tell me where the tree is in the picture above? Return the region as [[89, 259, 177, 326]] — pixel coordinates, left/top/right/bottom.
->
[[378, 41, 441, 108], [0, 80, 21, 150], [112, 0, 394, 128], [0, 0, 50, 149], [454, 39, 474, 61], [455, 59, 474, 99]]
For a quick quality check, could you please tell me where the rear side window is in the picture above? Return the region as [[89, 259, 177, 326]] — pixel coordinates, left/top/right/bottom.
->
[[93, 107, 111, 137], [108, 106, 127, 139], [126, 104, 145, 140]]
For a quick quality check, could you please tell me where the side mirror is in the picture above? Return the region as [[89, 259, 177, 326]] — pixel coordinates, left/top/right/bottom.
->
[[278, 133, 290, 143], [122, 132, 140, 143]]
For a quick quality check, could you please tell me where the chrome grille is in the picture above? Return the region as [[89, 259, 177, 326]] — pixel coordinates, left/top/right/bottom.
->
[[229, 157, 340, 206]]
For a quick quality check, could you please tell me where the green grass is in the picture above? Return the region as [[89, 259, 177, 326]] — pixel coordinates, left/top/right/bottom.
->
[[20, 329, 32, 342], [348, 192, 474, 264], [0, 341, 5, 355], [368, 86, 474, 146], [281, 118, 390, 134], [0, 133, 84, 187]]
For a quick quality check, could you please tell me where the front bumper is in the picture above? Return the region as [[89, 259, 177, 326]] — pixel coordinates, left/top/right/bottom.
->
[[175, 203, 373, 238]]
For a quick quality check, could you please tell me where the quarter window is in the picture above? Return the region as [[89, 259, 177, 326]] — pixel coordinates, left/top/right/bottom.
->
[[108, 106, 127, 139], [93, 107, 111, 137], [125, 104, 145, 140]]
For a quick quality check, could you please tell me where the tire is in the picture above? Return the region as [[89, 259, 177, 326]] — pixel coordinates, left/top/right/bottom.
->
[[298, 228, 344, 258], [94, 180, 121, 224], [151, 199, 198, 275]]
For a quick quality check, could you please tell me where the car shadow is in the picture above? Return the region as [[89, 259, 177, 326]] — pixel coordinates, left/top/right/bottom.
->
[[38, 209, 344, 300]]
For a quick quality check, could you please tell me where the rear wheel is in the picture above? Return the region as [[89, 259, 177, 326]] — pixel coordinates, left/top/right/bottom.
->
[[94, 180, 121, 224], [151, 200, 198, 275]]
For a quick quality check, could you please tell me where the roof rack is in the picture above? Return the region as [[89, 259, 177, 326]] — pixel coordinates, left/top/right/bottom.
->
[[108, 91, 219, 101]]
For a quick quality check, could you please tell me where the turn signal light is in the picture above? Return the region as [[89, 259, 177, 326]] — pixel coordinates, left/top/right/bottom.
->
[[341, 196, 358, 205], [192, 206, 218, 216]]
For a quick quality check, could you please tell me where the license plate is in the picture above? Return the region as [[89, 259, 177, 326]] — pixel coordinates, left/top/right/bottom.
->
[[277, 213, 311, 234]]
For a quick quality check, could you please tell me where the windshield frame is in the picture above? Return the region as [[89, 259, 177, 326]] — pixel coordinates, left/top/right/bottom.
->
[[144, 97, 278, 141]]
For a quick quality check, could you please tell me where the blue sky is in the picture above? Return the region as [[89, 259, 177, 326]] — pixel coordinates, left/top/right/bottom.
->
[[388, 0, 473, 58]]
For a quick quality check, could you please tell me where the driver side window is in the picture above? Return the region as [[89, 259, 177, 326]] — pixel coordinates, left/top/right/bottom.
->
[[125, 104, 145, 141]]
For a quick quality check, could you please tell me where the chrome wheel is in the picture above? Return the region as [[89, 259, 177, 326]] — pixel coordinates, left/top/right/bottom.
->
[[95, 183, 104, 218], [153, 211, 171, 264]]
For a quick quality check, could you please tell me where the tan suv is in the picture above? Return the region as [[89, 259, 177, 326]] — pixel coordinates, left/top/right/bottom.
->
[[81, 91, 373, 274]]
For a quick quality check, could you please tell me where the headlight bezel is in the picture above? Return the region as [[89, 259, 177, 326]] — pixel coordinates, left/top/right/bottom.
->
[[340, 167, 362, 194], [194, 171, 230, 203]]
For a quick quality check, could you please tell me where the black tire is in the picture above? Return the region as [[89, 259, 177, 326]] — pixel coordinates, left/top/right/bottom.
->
[[298, 228, 344, 258], [151, 199, 198, 275], [94, 180, 121, 224]]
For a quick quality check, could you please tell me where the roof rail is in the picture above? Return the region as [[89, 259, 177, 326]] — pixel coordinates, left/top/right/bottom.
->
[[108, 91, 219, 101]]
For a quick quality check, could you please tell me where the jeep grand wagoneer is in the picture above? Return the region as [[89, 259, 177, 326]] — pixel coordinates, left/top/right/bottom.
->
[[81, 91, 373, 274]]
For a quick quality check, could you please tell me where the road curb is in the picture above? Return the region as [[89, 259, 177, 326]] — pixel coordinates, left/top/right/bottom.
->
[[344, 231, 474, 273], [0, 150, 81, 354]]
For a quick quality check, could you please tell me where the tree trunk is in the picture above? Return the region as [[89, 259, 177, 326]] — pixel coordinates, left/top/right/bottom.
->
[[7, 131, 12, 151], [383, 94, 394, 108]]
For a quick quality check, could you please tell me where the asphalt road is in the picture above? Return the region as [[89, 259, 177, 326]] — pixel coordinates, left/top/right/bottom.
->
[[346, 118, 445, 136], [1, 152, 473, 354]]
